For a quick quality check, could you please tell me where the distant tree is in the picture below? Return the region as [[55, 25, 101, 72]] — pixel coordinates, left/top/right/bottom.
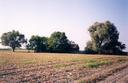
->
[[48, 31, 79, 53], [26, 43, 31, 52], [1, 30, 26, 52], [85, 21, 126, 54], [28, 35, 48, 52], [85, 41, 95, 54], [68, 41, 79, 53], [48, 32, 71, 53]]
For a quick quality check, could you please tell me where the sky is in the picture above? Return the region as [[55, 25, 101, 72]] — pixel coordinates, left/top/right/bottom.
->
[[0, 0, 128, 51]]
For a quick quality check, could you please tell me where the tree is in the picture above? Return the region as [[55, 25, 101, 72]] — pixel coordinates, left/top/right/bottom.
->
[[68, 41, 79, 53], [48, 32, 71, 53], [26, 43, 31, 52], [28, 35, 48, 52], [27, 32, 79, 53], [1, 30, 26, 52], [85, 41, 95, 54], [85, 21, 126, 54], [48, 31, 79, 53]]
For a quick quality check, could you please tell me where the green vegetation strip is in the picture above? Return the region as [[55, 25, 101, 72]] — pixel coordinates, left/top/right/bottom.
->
[[83, 61, 112, 68], [82, 59, 112, 68]]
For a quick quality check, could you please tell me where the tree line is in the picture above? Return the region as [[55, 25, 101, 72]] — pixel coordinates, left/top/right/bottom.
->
[[26, 32, 79, 53], [1, 21, 127, 55], [1, 31, 79, 53]]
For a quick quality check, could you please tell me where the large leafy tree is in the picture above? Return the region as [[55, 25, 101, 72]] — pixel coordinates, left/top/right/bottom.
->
[[48, 32, 70, 52], [85, 21, 125, 54], [27, 35, 48, 52], [1, 30, 26, 52], [48, 32, 79, 53]]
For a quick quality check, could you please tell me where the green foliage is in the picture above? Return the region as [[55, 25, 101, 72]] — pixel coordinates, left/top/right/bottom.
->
[[48, 31, 79, 53], [85, 21, 126, 54], [85, 41, 96, 54], [27, 31, 79, 53], [68, 41, 79, 53], [27, 35, 48, 52], [1, 30, 26, 52], [83, 60, 111, 68], [48, 32, 70, 52]]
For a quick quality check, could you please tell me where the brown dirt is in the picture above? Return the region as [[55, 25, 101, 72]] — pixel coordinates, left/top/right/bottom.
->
[[76, 62, 128, 83], [0, 62, 128, 83], [98, 63, 128, 83], [0, 52, 128, 83]]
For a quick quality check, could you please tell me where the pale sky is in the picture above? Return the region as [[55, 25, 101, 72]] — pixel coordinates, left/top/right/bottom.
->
[[0, 0, 128, 51]]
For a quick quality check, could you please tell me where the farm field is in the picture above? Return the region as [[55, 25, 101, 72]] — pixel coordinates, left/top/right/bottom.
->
[[0, 52, 128, 83]]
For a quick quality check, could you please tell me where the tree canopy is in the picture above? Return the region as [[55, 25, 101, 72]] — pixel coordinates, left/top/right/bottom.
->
[[27, 36, 48, 52], [1, 30, 26, 52], [85, 21, 126, 54], [48, 32, 70, 52], [27, 32, 79, 53], [0, 21, 126, 55]]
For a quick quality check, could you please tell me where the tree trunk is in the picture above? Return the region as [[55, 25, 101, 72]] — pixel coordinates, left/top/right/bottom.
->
[[12, 47, 15, 52]]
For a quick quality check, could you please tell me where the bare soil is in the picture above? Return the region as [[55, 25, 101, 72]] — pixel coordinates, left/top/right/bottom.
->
[[0, 62, 128, 83], [77, 62, 128, 83], [98, 63, 128, 83], [0, 52, 128, 83]]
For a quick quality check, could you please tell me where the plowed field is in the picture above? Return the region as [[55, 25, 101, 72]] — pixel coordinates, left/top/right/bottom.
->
[[0, 52, 128, 83]]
